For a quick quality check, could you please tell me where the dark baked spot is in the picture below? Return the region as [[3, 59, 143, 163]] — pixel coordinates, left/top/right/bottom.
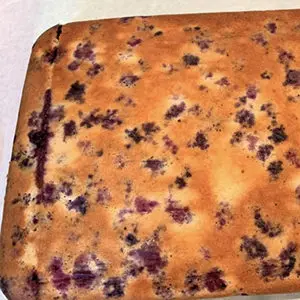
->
[[28, 111, 41, 128], [163, 135, 178, 154], [254, 209, 282, 237], [135, 196, 159, 214], [125, 128, 145, 144], [154, 31, 163, 36], [43, 47, 60, 64], [166, 200, 192, 224], [246, 85, 258, 99], [197, 39, 213, 51], [251, 33, 268, 46], [268, 125, 287, 144], [87, 63, 104, 77], [56, 25, 63, 40], [230, 131, 243, 144], [0, 277, 10, 298], [27, 270, 41, 297], [65, 81, 86, 103], [127, 36, 142, 47], [80, 109, 102, 128], [144, 158, 165, 172], [49, 257, 71, 292], [204, 268, 227, 293], [12, 193, 32, 205], [103, 277, 125, 298], [64, 120, 77, 139], [129, 242, 167, 274], [284, 69, 300, 86], [191, 131, 209, 150], [265, 22, 277, 34], [175, 177, 186, 189], [68, 196, 87, 215], [12, 150, 34, 169], [267, 160, 283, 178], [11, 225, 28, 246], [36, 183, 60, 205], [97, 187, 111, 204], [258, 259, 280, 280], [165, 102, 186, 119], [256, 144, 273, 161], [215, 202, 233, 229], [279, 242, 297, 278], [74, 41, 95, 61], [285, 149, 300, 168], [261, 71, 272, 79], [119, 74, 140, 87], [235, 109, 255, 128], [188, 104, 201, 116], [182, 54, 199, 66], [142, 122, 160, 135], [119, 17, 134, 23], [125, 233, 139, 246], [215, 77, 230, 86], [296, 185, 300, 200], [152, 273, 173, 299], [240, 236, 268, 260]]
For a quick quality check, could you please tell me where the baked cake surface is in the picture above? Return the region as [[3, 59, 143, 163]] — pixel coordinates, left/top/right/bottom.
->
[[1, 9, 300, 300]]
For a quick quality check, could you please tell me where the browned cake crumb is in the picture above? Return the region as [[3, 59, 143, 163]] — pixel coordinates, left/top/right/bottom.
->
[[1, 9, 300, 300]]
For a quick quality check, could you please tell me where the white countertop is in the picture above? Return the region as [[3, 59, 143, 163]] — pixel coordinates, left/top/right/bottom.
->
[[1, 0, 300, 299]]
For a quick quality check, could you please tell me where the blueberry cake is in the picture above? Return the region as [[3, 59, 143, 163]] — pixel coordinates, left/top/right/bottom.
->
[[1, 9, 300, 300]]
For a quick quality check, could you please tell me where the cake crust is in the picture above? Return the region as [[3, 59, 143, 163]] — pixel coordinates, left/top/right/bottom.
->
[[1, 9, 300, 299]]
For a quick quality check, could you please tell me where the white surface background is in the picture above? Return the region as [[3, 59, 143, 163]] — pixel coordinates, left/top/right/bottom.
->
[[1, 0, 300, 299]]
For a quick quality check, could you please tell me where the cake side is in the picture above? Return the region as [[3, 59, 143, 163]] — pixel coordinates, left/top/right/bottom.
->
[[0, 9, 300, 300]]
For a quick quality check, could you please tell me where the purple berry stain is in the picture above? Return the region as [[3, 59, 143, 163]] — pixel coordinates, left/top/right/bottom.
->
[[49, 257, 71, 292], [134, 196, 159, 214]]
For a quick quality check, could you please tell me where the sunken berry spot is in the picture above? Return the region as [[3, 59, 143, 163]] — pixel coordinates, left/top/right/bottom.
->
[[135, 196, 159, 214], [103, 277, 125, 298], [101, 109, 123, 130], [27, 270, 41, 297], [65, 81, 86, 103], [119, 74, 140, 87], [215, 202, 233, 229], [251, 33, 268, 46], [240, 236, 268, 260], [154, 31, 163, 36], [166, 199, 192, 224], [268, 125, 288, 144], [165, 102, 186, 120], [28, 111, 41, 128], [254, 209, 282, 237], [215, 77, 230, 86], [285, 149, 300, 168], [279, 242, 297, 278], [267, 160, 283, 178], [182, 54, 199, 66], [265, 22, 277, 34], [142, 122, 160, 135], [11, 225, 27, 246], [129, 242, 167, 274], [80, 109, 102, 128], [204, 268, 227, 293], [256, 144, 274, 161], [64, 120, 77, 139], [43, 47, 60, 64], [28, 130, 48, 148], [246, 85, 258, 99], [278, 51, 294, 65], [144, 158, 165, 172], [235, 109, 255, 128], [197, 39, 213, 51], [261, 71, 272, 79], [284, 69, 300, 86], [125, 233, 139, 246], [36, 183, 60, 205], [163, 135, 178, 154], [125, 128, 145, 144], [258, 259, 280, 280], [184, 270, 203, 296], [127, 36, 142, 47], [49, 257, 71, 292], [97, 187, 111, 204], [152, 274, 173, 299], [230, 131, 243, 144], [68, 196, 87, 215], [246, 135, 258, 151], [191, 131, 209, 150], [295, 186, 300, 200], [68, 60, 80, 71], [87, 63, 104, 77], [74, 41, 95, 61]]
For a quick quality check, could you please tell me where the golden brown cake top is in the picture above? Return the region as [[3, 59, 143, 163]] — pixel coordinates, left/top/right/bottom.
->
[[1, 9, 300, 300]]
